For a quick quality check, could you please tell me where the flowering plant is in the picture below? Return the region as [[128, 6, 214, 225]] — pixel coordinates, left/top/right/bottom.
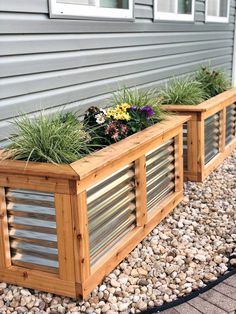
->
[[84, 89, 165, 147], [84, 104, 132, 145]]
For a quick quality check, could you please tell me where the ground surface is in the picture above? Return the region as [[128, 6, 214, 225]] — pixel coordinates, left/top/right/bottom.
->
[[161, 275, 236, 314], [0, 150, 236, 313]]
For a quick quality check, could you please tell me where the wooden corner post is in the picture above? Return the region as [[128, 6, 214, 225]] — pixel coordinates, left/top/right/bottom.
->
[[71, 189, 91, 297], [135, 156, 148, 227], [0, 187, 11, 269], [219, 108, 226, 153], [197, 113, 205, 182], [174, 131, 183, 193], [54, 191, 76, 282], [185, 113, 199, 181]]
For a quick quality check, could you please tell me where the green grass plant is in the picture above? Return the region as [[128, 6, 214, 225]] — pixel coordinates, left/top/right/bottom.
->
[[5, 111, 92, 164], [194, 66, 231, 98], [111, 87, 166, 120], [159, 77, 207, 105]]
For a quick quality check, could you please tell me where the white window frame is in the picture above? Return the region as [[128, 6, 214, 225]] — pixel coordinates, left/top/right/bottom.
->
[[205, 0, 230, 23], [49, 0, 134, 20], [154, 0, 195, 22]]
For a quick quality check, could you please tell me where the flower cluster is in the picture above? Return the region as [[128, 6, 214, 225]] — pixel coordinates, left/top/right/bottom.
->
[[105, 121, 128, 141], [106, 103, 131, 121], [95, 109, 106, 124], [84, 100, 160, 146]]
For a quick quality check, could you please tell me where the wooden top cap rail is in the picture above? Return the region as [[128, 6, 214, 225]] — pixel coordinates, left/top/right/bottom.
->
[[71, 115, 190, 180], [0, 115, 189, 180], [162, 87, 236, 113], [0, 156, 79, 179]]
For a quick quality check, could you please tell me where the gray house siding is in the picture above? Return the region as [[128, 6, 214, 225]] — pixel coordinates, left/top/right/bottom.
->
[[0, 0, 235, 145]]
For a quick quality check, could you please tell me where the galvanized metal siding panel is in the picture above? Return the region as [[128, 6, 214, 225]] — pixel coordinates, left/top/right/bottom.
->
[[6, 189, 59, 273], [204, 113, 221, 164], [87, 164, 136, 265], [0, 0, 235, 145], [226, 103, 236, 145], [146, 139, 175, 211]]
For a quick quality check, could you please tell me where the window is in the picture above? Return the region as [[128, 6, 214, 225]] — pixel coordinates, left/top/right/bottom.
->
[[154, 0, 195, 21], [49, 0, 134, 19], [206, 0, 230, 23]]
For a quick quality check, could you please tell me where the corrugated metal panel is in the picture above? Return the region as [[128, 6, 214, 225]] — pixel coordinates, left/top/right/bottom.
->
[[87, 164, 136, 265], [6, 189, 59, 273], [226, 103, 236, 145], [183, 123, 188, 170], [146, 139, 175, 211], [204, 113, 220, 165], [0, 0, 235, 141]]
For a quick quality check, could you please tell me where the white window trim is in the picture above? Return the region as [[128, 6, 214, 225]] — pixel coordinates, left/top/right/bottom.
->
[[49, 0, 134, 20], [154, 0, 195, 22], [205, 0, 230, 23]]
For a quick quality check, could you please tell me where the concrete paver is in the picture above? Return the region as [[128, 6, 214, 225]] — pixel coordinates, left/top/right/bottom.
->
[[154, 274, 236, 314], [214, 282, 236, 301], [189, 295, 228, 314], [200, 289, 236, 312]]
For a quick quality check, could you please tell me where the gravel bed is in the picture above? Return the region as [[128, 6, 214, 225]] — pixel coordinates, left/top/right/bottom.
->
[[0, 150, 236, 314]]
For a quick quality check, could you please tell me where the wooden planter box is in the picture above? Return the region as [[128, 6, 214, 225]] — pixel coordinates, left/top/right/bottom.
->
[[0, 115, 188, 298], [163, 88, 236, 182]]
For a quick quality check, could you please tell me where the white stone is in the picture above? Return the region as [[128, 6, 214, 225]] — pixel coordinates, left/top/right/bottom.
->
[[195, 254, 207, 262], [99, 285, 106, 292], [0, 283, 7, 289]]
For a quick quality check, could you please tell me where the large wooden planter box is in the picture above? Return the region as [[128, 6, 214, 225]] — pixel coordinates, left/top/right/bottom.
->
[[0, 115, 188, 298], [163, 88, 236, 182]]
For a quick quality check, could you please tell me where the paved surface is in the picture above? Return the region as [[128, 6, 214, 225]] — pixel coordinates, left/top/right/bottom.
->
[[160, 275, 236, 314]]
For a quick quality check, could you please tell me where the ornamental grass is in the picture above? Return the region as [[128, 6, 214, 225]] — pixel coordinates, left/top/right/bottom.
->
[[158, 77, 208, 106], [5, 112, 93, 164], [195, 66, 231, 98]]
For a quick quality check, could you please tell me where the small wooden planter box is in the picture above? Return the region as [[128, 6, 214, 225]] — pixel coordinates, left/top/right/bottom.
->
[[0, 115, 188, 298], [163, 88, 236, 182]]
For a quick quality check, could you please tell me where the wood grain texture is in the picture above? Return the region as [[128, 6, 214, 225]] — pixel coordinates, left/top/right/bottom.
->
[[55, 193, 76, 281], [0, 158, 78, 180], [219, 108, 226, 153], [0, 173, 73, 194], [135, 156, 147, 227], [0, 266, 77, 297], [0, 187, 11, 269], [162, 87, 236, 114], [174, 133, 183, 193], [71, 192, 91, 292]]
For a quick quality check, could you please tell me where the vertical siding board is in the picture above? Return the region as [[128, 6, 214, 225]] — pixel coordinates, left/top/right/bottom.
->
[[0, 0, 235, 145]]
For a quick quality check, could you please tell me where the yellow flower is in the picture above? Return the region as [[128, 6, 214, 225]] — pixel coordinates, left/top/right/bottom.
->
[[120, 103, 131, 110], [106, 103, 131, 121]]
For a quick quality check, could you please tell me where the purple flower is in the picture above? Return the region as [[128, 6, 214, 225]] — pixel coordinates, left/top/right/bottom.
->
[[140, 105, 154, 118], [130, 106, 137, 110]]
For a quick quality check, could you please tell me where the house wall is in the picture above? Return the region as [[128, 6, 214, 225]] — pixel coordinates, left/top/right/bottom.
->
[[0, 0, 235, 145]]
